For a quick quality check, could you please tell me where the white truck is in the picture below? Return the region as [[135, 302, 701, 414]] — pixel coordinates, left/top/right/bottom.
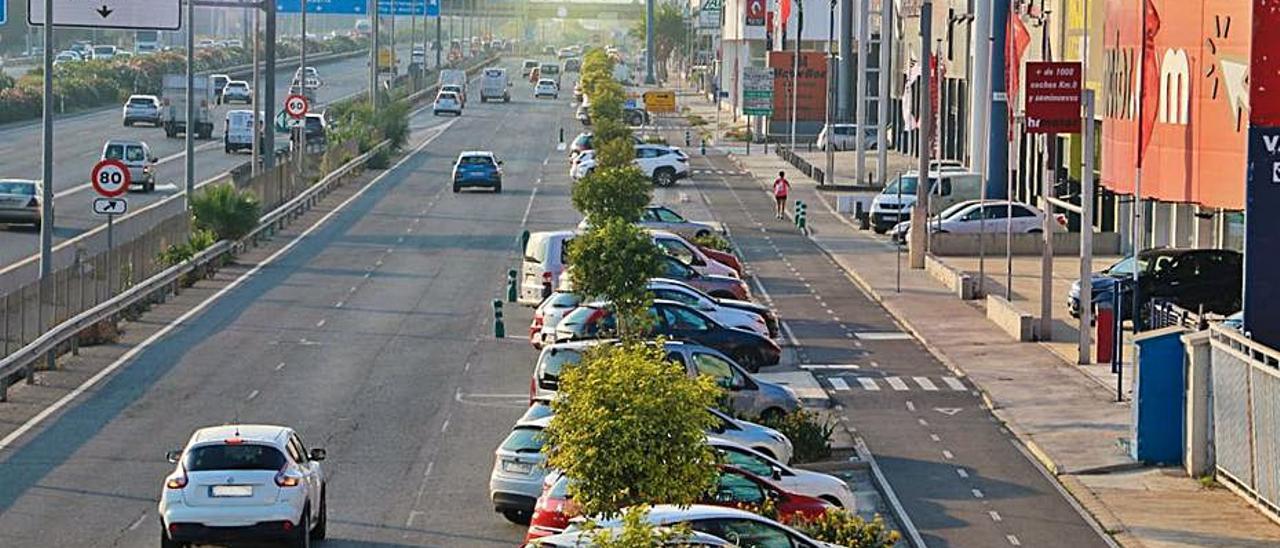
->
[[479, 67, 510, 103], [160, 74, 214, 139]]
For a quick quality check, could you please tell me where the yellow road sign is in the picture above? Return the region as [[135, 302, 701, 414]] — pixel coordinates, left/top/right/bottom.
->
[[643, 90, 676, 113]]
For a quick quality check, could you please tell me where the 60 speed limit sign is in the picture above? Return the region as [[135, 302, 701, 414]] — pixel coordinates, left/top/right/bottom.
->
[[285, 94, 309, 119], [91, 159, 131, 198]]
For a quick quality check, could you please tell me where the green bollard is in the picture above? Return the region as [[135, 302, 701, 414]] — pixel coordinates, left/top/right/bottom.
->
[[794, 201, 803, 227], [507, 269, 518, 302], [493, 299, 505, 338], [520, 229, 530, 253]]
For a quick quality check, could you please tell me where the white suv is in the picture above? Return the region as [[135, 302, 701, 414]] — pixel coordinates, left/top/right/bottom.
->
[[159, 425, 327, 548], [571, 144, 689, 187]]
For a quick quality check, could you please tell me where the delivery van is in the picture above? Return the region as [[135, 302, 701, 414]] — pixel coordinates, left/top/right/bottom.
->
[[868, 171, 984, 233]]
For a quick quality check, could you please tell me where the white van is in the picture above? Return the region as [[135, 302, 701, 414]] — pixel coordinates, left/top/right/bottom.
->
[[869, 171, 984, 233], [520, 230, 576, 305], [480, 67, 510, 103], [224, 110, 257, 153]]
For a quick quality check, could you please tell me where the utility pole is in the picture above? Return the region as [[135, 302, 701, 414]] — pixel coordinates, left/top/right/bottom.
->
[[185, 0, 195, 205], [252, 7, 260, 176], [299, 0, 308, 173], [987, 0, 1010, 198], [264, 0, 277, 168], [39, 0, 54, 372], [789, 0, 803, 148], [824, 0, 835, 185], [837, 0, 852, 121], [369, 0, 379, 106], [969, 0, 990, 177], [909, 1, 932, 269], [645, 0, 656, 84], [435, 1, 442, 68], [853, 0, 868, 186], [876, 0, 891, 186]]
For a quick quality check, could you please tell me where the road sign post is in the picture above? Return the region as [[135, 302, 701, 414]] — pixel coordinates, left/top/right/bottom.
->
[[92, 159, 132, 198]]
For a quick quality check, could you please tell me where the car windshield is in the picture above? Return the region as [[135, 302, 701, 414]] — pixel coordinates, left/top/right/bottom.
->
[[459, 156, 494, 166], [1105, 256, 1149, 277], [539, 347, 583, 380], [93, 46, 113, 55], [885, 175, 926, 195], [184, 443, 287, 471], [500, 426, 545, 454], [438, 92, 458, 101], [0, 182, 36, 196]]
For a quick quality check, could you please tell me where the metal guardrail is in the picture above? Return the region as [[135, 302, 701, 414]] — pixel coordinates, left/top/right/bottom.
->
[[0, 53, 503, 400]]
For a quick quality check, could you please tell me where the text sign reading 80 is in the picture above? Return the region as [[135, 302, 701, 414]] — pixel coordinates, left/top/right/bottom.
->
[[92, 159, 132, 198]]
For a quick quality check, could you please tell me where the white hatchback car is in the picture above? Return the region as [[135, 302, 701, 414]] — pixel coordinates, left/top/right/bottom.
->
[[534, 78, 559, 99], [159, 425, 327, 548], [434, 91, 463, 116]]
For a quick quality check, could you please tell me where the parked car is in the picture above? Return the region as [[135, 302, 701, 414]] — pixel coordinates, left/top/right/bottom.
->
[[528, 528, 733, 547], [452, 150, 503, 193], [101, 139, 158, 192], [0, 179, 44, 230], [122, 94, 162, 126], [707, 438, 856, 508], [698, 246, 744, 277], [706, 407, 794, 463], [575, 105, 590, 125], [530, 339, 798, 416], [572, 144, 689, 186], [639, 205, 719, 240], [653, 277, 777, 338], [535, 78, 559, 99], [530, 291, 582, 349], [816, 122, 878, 151], [91, 44, 118, 60], [869, 171, 984, 233], [220, 80, 252, 104], [889, 199, 1066, 244], [433, 90, 463, 116], [656, 254, 751, 301], [555, 301, 781, 371], [578, 504, 840, 545], [520, 230, 576, 305], [568, 132, 645, 158], [489, 416, 552, 524], [158, 425, 327, 547], [650, 231, 739, 278], [1068, 248, 1243, 322], [647, 279, 770, 338]]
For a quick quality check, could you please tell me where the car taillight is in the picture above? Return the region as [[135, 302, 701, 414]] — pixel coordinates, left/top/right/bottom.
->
[[166, 473, 187, 489], [275, 470, 301, 487]]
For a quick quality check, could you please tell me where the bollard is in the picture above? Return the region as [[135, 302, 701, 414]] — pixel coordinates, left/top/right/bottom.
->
[[794, 200, 804, 227], [507, 269, 518, 302], [746, 138, 750, 155], [559, 127, 564, 145], [701, 139, 706, 156], [520, 229, 530, 253], [493, 299, 505, 338], [685, 130, 691, 147], [1096, 301, 1115, 364]]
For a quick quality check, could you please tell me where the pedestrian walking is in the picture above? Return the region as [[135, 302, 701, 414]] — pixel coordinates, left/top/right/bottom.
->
[[772, 171, 791, 220]]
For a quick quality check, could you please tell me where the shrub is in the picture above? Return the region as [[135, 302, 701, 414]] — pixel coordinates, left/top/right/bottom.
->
[[791, 510, 901, 548], [192, 183, 262, 241], [692, 232, 733, 253], [755, 409, 835, 464]]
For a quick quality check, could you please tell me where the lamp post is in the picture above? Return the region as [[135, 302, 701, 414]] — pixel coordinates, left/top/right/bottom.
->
[[824, 0, 835, 185]]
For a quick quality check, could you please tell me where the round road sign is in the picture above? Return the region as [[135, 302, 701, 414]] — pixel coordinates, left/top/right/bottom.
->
[[91, 159, 131, 198], [285, 94, 309, 119]]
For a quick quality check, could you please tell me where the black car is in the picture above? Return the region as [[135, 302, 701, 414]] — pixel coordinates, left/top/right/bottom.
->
[[554, 300, 781, 371], [1068, 248, 1242, 322]]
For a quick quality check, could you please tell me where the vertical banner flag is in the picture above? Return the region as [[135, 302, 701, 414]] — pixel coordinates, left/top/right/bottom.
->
[[1137, 0, 1161, 167], [1007, 5, 1031, 140]]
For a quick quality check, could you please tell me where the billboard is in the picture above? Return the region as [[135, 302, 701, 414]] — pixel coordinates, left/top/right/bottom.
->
[[767, 51, 827, 122], [743, 66, 774, 116]]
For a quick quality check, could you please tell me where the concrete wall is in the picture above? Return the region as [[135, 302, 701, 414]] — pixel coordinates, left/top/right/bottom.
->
[[987, 294, 1037, 342], [924, 253, 976, 300], [928, 231, 1122, 257]]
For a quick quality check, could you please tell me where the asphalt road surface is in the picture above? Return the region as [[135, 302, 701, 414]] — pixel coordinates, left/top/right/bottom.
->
[[0, 46, 417, 274], [0, 61, 579, 547], [684, 150, 1111, 548]]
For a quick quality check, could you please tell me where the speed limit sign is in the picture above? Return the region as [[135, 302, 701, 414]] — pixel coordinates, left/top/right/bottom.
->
[[91, 159, 131, 198], [285, 94, 309, 119]]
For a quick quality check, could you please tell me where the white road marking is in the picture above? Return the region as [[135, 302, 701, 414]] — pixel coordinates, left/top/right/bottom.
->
[[335, 301, 344, 308], [930, 434, 941, 442], [914, 377, 939, 391], [246, 390, 259, 401], [989, 510, 1002, 522], [886, 377, 909, 391], [943, 450, 954, 459], [520, 186, 540, 227], [957, 468, 970, 479], [799, 364, 860, 370], [1007, 535, 1021, 546], [275, 362, 286, 371], [857, 378, 880, 391], [316, 319, 326, 328], [918, 418, 929, 426], [972, 488, 984, 499], [855, 331, 915, 340], [127, 513, 148, 531], [440, 419, 450, 433], [828, 378, 850, 391], [942, 376, 966, 390], [0, 117, 455, 454], [905, 401, 916, 412]]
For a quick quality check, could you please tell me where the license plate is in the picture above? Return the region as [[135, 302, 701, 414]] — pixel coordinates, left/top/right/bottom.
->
[[210, 485, 253, 497], [502, 460, 532, 475]]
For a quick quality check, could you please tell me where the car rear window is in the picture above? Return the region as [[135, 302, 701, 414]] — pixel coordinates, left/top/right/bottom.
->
[[500, 426, 545, 454], [541, 65, 560, 75], [184, 443, 287, 471], [538, 347, 583, 380], [459, 155, 494, 166], [0, 182, 36, 195], [128, 97, 153, 106]]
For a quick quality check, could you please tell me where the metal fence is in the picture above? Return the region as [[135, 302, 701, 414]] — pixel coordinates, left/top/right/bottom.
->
[[1209, 325, 1280, 519], [775, 145, 826, 185]]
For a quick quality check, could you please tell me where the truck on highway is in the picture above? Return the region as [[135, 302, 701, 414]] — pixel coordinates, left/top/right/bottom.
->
[[160, 74, 214, 139], [479, 67, 510, 103]]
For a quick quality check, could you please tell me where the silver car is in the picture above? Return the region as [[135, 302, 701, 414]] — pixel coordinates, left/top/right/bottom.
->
[[707, 407, 794, 464], [0, 179, 43, 229], [530, 340, 800, 420], [531, 291, 582, 349], [490, 415, 551, 524], [581, 504, 839, 546], [640, 205, 718, 240], [101, 139, 157, 192], [528, 529, 734, 547], [122, 94, 162, 127]]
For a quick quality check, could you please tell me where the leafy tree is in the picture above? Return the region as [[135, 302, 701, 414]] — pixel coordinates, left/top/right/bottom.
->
[[571, 166, 652, 224], [565, 217, 661, 336], [594, 135, 637, 169], [543, 342, 722, 518], [629, 1, 690, 81], [792, 510, 902, 548], [191, 183, 262, 241], [581, 506, 695, 547]]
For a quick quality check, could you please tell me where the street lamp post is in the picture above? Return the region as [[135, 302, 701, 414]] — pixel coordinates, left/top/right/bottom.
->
[[824, 0, 835, 185]]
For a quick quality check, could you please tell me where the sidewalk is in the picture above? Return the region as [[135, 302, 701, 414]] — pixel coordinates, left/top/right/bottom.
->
[[676, 97, 1280, 546]]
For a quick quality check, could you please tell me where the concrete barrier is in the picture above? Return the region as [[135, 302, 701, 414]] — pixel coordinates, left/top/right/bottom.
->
[[925, 254, 977, 300], [986, 294, 1038, 342], [929, 231, 1122, 257]]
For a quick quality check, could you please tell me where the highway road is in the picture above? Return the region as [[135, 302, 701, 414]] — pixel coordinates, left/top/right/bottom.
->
[[0, 45, 420, 281], [0, 60, 579, 546]]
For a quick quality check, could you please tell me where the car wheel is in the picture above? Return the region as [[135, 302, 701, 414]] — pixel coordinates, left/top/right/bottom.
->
[[732, 349, 762, 373], [146, 181, 155, 192], [872, 226, 888, 234], [1028, 228, 1043, 233], [160, 525, 185, 548], [694, 229, 711, 239], [310, 488, 327, 540], [653, 168, 676, 187], [501, 509, 532, 525], [453, 184, 460, 193], [494, 183, 502, 193], [433, 110, 440, 116], [124, 120, 132, 127]]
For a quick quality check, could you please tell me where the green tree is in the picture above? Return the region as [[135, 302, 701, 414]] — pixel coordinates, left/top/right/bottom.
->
[[543, 342, 722, 518], [792, 510, 902, 548], [571, 166, 652, 224], [565, 217, 661, 336], [191, 183, 262, 241], [594, 134, 637, 169], [630, 1, 690, 81]]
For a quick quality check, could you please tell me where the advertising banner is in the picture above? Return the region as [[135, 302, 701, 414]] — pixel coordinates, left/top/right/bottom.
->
[[767, 51, 827, 122], [1024, 61, 1082, 134]]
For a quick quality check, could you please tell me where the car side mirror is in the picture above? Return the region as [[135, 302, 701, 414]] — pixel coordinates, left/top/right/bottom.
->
[[309, 448, 326, 461], [165, 450, 181, 464]]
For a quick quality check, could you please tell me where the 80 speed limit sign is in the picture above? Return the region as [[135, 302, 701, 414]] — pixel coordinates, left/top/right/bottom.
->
[[285, 94, 309, 119], [91, 159, 131, 198]]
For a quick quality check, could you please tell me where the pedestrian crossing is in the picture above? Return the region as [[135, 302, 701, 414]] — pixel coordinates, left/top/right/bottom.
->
[[824, 375, 969, 393]]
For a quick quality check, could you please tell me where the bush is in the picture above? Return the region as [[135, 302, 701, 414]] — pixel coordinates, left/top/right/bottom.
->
[[791, 510, 901, 548], [191, 183, 262, 241], [158, 228, 217, 267], [572, 165, 652, 224], [687, 114, 708, 126], [692, 232, 733, 253], [565, 218, 662, 336], [755, 409, 835, 464]]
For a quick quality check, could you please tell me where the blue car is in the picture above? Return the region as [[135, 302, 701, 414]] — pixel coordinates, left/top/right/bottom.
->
[[452, 151, 503, 193]]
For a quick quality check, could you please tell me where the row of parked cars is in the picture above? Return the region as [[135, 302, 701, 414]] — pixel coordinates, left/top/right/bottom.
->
[[495, 130, 856, 541]]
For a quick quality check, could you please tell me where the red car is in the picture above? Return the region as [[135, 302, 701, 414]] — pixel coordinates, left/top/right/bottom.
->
[[524, 466, 830, 542], [699, 245, 744, 277]]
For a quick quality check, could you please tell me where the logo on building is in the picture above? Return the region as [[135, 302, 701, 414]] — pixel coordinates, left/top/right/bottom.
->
[[1205, 14, 1249, 132], [1158, 49, 1189, 125]]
